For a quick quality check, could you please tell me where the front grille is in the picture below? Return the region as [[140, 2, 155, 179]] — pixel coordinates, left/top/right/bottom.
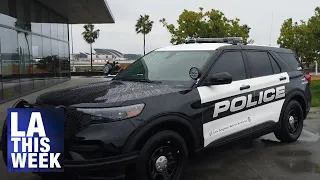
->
[[64, 109, 85, 139], [35, 103, 91, 139], [64, 110, 93, 139]]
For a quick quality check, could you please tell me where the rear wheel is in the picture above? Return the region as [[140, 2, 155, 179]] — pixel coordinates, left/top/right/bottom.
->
[[132, 130, 188, 180], [274, 100, 304, 142]]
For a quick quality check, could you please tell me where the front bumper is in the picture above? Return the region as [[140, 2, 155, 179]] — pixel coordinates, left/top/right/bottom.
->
[[63, 151, 139, 180], [1, 100, 140, 180]]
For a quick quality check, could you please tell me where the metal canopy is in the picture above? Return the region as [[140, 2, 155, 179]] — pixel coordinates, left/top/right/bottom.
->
[[37, 0, 115, 24]]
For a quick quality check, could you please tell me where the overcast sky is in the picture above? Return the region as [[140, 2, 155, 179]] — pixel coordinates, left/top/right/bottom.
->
[[70, 0, 319, 55]]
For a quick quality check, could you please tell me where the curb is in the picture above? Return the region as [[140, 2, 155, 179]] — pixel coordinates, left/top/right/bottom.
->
[[309, 107, 320, 113]]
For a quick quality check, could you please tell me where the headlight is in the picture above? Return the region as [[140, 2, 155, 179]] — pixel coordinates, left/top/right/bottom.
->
[[77, 104, 145, 121]]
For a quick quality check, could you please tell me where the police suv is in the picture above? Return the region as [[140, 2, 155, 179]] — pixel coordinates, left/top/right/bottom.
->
[[1, 37, 312, 180]]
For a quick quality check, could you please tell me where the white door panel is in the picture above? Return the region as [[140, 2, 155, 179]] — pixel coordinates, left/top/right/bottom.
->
[[253, 99, 285, 124], [203, 108, 255, 147], [198, 80, 255, 147], [249, 72, 289, 90], [198, 79, 251, 104], [198, 72, 289, 147], [251, 73, 290, 126], [198, 72, 289, 105]]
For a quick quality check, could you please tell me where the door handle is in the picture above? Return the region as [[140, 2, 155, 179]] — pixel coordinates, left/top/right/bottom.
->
[[279, 76, 287, 81], [240, 85, 250, 90]]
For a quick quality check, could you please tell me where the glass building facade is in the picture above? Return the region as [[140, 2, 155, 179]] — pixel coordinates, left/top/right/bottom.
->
[[0, 0, 70, 102]]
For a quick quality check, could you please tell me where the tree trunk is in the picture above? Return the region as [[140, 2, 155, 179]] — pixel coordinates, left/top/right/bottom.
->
[[143, 34, 146, 55], [24, 33, 32, 77], [90, 43, 93, 72]]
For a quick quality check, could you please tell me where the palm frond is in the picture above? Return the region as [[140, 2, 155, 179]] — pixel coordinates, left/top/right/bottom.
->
[[135, 14, 154, 35], [82, 24, 100, 44]]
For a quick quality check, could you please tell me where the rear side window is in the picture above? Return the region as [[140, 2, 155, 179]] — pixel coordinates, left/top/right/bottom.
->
[[210, 51, 246, 81], [269, 54, 281, 74], [277, 53, 303, 71], [246, 51, 273, 78]]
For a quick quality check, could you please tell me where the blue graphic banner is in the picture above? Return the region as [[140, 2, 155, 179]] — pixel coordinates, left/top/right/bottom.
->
[[7, 108, 64, 172]]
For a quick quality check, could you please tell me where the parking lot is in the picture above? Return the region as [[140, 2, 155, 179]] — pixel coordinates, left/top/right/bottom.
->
[[0, 77, 319, 180]]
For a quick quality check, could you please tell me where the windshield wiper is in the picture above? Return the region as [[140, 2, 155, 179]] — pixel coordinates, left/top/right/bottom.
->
[[137, 79, 162, 83], [113, 77, 161, 83]]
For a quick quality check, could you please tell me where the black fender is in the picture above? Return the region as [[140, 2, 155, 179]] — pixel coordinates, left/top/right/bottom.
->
[[276, 89, 308, 129], [123, 114, 202, 154]]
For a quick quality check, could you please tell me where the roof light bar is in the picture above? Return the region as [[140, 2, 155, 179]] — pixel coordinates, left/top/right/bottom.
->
[[185, 37, 246, 45]]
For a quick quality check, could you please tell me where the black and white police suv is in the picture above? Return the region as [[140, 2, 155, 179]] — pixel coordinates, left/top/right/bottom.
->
[[1, 37, 312, 180]]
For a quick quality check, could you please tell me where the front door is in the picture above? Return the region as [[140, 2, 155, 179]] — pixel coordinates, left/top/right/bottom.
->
[[198, 51, 256, 147]]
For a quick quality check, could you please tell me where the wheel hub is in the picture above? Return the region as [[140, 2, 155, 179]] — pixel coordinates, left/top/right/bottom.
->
[[287, 109, 300, 134], [155, 156, 168, 172], [289, 116, 295, 125]]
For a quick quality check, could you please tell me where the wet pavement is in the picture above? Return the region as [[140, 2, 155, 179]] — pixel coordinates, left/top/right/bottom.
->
[[186, 129, 320, 180], [0, 77, 319, 180]]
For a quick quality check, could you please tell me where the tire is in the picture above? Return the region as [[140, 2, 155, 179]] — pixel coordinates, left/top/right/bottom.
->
[[274, 100, 304, 142], [103, 64, 112, 75], [132, 130, 188, 180]]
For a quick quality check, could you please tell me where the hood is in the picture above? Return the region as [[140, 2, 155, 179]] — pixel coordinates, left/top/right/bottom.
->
[[36, 80, 186, 107]]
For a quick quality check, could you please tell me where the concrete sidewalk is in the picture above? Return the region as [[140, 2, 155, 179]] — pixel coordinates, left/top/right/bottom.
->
[[310, 107, 320, 113]]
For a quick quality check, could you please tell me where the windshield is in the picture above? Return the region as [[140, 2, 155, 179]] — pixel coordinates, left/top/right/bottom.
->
[[114, 50, 215, 86]]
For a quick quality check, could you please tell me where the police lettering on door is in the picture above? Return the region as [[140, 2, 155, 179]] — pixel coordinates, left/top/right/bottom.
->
[[213, 86, 285, 118]]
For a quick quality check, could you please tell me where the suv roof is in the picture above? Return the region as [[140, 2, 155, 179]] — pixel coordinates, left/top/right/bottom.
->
[[217, 44, 294, 53], [156, 43, 294, 54], [155, 43, 230, 51], [156, 37, 294, 54]]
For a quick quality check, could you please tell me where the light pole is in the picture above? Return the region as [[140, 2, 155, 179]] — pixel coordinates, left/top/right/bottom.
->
[[315, 60, 318, 75], [70, 24, 75, 72]]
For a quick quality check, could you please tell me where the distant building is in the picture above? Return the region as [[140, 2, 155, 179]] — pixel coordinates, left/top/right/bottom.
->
[[94, 48, 125, 60], [72, 49, 142, 61]]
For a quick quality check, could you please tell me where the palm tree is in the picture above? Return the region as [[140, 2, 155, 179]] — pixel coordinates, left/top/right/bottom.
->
[[15, 19, 32, 75], [135, 14, 154, 55], [82, 24, 100, 71]]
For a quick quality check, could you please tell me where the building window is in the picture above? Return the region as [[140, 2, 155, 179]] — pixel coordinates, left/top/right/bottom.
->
[[41, 5, 50, 37], [0, 27, 21, 100], [31, 0, 42, 34], [63, 24, 68, 42], [0, 0, 70, 102], [50, 12, 58, 39]]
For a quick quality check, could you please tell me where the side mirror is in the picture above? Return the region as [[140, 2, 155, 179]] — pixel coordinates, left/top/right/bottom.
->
[[204, 72, 232, 86]]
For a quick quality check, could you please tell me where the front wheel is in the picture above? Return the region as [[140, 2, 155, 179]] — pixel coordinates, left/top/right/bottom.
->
[[274, 100, 304, 142], [133, 130, 188, 180]]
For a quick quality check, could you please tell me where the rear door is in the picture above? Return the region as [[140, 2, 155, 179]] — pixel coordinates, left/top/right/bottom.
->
[[198, 51, 256, 147], [244, 51, 290, 129]]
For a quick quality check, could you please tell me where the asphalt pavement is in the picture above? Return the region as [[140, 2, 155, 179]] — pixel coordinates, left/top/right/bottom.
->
[[0, 77, 319, 180]]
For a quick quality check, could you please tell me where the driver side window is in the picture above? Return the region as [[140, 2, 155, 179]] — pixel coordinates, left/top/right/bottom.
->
[[209, 51, 247, 81]]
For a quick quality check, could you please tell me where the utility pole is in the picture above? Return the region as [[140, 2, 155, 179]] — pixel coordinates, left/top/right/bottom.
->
[[269, 12, 274, 46]]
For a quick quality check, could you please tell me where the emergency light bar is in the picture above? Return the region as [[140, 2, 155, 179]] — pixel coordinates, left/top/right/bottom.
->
[[185, 37, 246, 45]]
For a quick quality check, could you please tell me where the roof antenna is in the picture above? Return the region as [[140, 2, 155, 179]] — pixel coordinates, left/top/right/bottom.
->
[[269, 12, 274, 46]]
